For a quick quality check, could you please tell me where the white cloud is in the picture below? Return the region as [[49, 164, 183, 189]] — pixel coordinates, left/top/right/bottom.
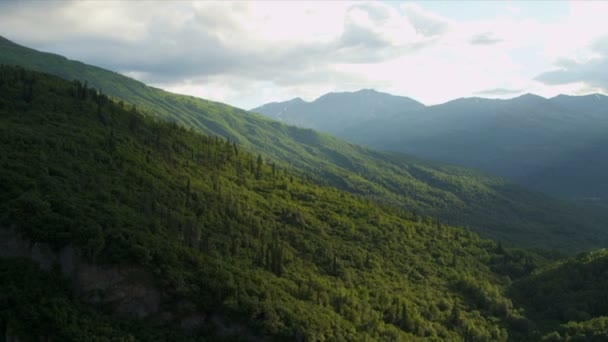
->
[[401, 3, 451, 37], [1, 0, 607, 108], [506, 6, 521, 15]]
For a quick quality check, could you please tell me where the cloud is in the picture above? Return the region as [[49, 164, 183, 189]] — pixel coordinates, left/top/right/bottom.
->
[[340, 4, 400, 49], [2, 1, 608, 108], [470, 33, 502, 45], [535, 36, 608, 91], [506, 6, 521, 15], [0, 0, 444, 105], [402, 3, 450, 37], [476, 88, 522, 96]]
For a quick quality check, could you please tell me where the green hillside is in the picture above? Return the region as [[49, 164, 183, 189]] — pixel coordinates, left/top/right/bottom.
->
[[510, 249, 608, 340], [0, 36, 606, 251], [3, 65, 608, 342], [0, 65, 538, 341]]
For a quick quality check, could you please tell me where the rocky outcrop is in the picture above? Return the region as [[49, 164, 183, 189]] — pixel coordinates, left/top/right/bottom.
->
[[3, 320, 21, 342], [76, 264, 160, 317], [0, 227, 260, 339], [0, 226, 51, 268], [0, 226, 159, 317]]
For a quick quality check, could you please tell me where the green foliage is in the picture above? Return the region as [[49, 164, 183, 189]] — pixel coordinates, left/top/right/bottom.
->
[[1, 35, 606, 251], [547, 316, 608, 341], [0, 65, 527, 341], [510, 250, 608, 340]]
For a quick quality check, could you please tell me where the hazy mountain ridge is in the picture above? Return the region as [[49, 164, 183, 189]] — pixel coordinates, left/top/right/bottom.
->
[[252, 89, 424, 133], [254, 90, 608, 200]]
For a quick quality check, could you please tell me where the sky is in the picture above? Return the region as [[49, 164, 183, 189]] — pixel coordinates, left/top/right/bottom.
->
[[1, 0, 607, 109]]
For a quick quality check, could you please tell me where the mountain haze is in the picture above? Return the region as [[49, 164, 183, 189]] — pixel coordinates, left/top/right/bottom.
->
[[252, 89, 424, 133], [254, 90, 608, 200]]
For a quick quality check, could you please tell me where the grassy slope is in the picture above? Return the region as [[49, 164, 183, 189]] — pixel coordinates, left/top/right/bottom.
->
[[0, 35, 606, 252]]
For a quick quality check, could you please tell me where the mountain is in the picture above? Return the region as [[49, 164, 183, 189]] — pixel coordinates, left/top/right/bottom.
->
[[251, 89, 424, 133], [348, 93, 608, 201], [550, 93, 608, 116], [1, 35, 607, 252], [0, 65, 542, 340], [5, 65, 608, 341], [254, 90, 608, 201]]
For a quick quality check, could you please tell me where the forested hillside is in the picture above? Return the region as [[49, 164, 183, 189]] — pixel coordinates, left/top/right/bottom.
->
[[0, 66, 535, 341], [1, 36, 607, 251], [510, 249, 608, 341], [2, 64, 608, 342]]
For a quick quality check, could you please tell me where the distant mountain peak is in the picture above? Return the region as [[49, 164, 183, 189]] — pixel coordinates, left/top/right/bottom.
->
[[511, 93, 547, 105], [289, 97, 305, 103], [442, 96, 496, 106], [516, 93, 546, 100], [313, 88, 422, 104], [253, 88, 425, 131], [551, 94, 569, 99], [552, 93, 607, 100], [355, 88, 379, 94]]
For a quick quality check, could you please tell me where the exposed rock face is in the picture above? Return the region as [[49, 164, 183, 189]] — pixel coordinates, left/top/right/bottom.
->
[[0, 226, 160, 317], [0, 227, 263, 340], [3, 320, 22, 342], [0, 226, 34, 259], [76, 264, 160, 317]]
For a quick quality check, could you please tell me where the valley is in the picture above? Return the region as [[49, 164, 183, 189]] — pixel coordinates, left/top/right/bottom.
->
[[253, 91, 608, 202]]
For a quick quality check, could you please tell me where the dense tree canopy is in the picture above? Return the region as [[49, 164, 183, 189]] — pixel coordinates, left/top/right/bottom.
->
[[1, 66, 607, 341], [0, 66, 526, 341]]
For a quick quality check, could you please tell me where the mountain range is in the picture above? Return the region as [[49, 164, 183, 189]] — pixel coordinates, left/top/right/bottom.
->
[[1, 36, 608, 341], [253, 89, 424, 133], [253, 91, 608, 201], [2, 35, 605, 250]]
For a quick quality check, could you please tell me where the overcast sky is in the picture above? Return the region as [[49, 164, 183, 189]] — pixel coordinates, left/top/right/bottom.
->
[[1, 1, 607, 109]]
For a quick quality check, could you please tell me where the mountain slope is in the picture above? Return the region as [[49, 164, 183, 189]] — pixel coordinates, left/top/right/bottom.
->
[[510, 249, 608, 340], [346, 93, 608, 200], [254, 88, 608, 201], [0, 65, 531, 341], [5, 66, 608, 342], [251, 89, 424, 133], [1, 36, 607, 251]]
